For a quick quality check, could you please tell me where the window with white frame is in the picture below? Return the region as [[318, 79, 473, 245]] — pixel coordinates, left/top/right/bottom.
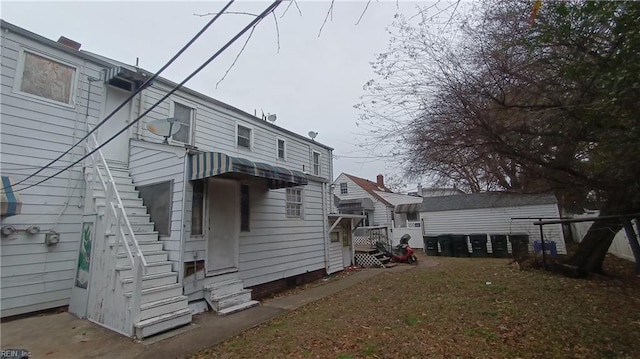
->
[[16, 50, 77, 105], [340, 182, 348, 194], [285, 187, 303, 218], [277, 138, 286, 160], [191, 180, 204, 236], [171, 101, 194, 144], [237, 124, 252, 150], [312, 151, 321, 176]]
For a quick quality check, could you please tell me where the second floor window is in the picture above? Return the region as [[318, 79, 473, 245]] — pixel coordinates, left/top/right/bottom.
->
[[17, 50, 76, 105], [172, 102, 193, 144], [313, 152, 321, 176], [340, 182, 348, 194], [237, 125, 252, 149], [277, 139, 286, 160]]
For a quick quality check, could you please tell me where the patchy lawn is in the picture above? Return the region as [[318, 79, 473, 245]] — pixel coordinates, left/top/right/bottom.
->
[[192, 255, 640, 359]]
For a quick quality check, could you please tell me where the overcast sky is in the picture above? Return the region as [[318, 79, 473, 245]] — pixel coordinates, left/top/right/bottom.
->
[[1, 0, 456, 190]]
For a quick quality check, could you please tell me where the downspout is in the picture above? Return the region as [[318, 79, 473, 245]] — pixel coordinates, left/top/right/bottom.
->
[[178, 148, 189, 285], [322, 182, 330, 275]]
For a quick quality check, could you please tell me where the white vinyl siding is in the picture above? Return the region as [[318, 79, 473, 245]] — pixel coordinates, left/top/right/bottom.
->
[[129, 140, 186, 271], [136, 81, 332, 181], [420, 204, 566, 254], [0, 28, 106, 317]]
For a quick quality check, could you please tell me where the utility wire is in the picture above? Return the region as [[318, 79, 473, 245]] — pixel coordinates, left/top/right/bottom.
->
[[16, 0, 284, 193], [6, 0, 235, 191]]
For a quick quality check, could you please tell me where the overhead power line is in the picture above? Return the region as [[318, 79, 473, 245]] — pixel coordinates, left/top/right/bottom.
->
[[6, 0, 235, 190], [16, 0, 284, 193]]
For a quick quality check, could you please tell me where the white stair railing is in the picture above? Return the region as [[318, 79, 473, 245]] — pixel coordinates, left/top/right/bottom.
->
[[85, 124, 148, 328]]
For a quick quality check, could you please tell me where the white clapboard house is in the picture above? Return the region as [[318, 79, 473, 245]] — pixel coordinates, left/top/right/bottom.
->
[[0, 20, 359, 339]]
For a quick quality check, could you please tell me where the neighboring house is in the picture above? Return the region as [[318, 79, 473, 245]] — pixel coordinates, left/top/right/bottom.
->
[[333, 174, 393, 226], [395, 192, 567, 254], [0, 20, 359, 339]]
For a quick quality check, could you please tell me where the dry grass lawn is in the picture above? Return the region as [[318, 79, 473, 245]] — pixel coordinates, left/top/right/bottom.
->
[[192, 254, 640, 359]]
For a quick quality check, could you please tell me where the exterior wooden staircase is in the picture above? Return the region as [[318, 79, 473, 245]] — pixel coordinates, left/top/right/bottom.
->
[[82, 133, 191, 339], [204, 274, 259, 315]]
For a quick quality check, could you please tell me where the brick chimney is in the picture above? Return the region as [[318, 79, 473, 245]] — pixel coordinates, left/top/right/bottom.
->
[[57, 36, 81, 50], [376, 174, 384, 188]]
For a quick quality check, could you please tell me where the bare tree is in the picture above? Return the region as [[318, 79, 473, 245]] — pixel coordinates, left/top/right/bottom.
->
[[358, 0, 640, 275]]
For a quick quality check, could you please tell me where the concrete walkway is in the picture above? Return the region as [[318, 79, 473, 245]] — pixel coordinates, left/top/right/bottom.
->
[[0, 263, 430, 359]]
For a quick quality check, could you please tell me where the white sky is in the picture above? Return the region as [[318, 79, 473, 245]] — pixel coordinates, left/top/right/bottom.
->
[[1, 0, 455, 189]]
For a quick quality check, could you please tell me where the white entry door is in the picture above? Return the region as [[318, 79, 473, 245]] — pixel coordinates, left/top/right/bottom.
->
[[207, 178, 239, 275], [98, 86, 131, 163]]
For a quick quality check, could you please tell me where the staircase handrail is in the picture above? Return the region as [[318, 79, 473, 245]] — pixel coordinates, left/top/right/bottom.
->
[[85, 124, 148, 270]]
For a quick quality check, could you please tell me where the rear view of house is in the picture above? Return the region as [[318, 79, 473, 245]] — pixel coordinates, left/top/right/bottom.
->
[[0, 20, 351, 339]]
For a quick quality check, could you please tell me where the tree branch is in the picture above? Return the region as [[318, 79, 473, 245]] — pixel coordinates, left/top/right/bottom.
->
[[355, 0, 372, 26], [318, 0, 335, 37], [216, 25, 257, 89]]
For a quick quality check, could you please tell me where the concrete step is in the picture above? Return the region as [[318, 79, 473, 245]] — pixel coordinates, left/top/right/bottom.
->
[[139, 295, 189, 321], [121, 272, 178, 293], [217, 300, 260, 316], [125, 283, 183, 305], [134, 308, 192, 339], [117, 251, 168, 266], [205, 279, 244, 297], [210, 289, 252, 312], [116, 261, 172, 276]]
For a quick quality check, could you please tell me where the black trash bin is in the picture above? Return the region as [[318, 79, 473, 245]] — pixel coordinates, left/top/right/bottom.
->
[[490, 234, 509, 258], [509, 234, 530, 259], [451, 234, 469, 257], [437, 234, 453, 257], [423, 236, 439, 256], [469, 233, 488, 257]]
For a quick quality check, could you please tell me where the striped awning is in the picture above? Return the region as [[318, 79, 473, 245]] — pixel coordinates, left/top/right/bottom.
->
[[395, 203, 422, 213], [189, 152, 308, 189], [1, 176, 22, 217]]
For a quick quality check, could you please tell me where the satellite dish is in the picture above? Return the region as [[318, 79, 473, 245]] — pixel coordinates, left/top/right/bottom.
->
[[308, 131, 318, 140], [147, 117, 183, 143], [266, 114, 277, 122]]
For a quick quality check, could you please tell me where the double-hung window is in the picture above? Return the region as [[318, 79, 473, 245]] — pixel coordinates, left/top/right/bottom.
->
[[285, 187, 303, 218], [277, 138, 286, 160], [237, 124, 252, 150], [171, 101, 194, 144], [312, 151, 321, 176]]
